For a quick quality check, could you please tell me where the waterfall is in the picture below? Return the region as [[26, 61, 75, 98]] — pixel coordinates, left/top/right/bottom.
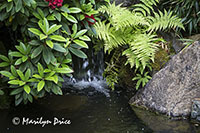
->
[[63, 44, 110, 97]]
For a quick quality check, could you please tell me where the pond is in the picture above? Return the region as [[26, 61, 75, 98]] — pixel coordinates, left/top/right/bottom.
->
[[0, 85, 199, 133]]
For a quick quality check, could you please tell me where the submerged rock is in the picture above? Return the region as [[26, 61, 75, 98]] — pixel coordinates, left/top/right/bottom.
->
[[191, 98, 200, 121], [129, 41, 200, 117]]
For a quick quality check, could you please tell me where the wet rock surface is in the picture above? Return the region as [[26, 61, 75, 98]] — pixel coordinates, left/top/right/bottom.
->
[[191, 98, 200, 121], [130, 41, 200, 117]]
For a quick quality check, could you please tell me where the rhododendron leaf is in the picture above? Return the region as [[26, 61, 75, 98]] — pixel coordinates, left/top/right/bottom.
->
[[73, 39, 88, 49], [69, 47, 87, 58], [9, 52, 23, 57], [53, 43, 66, 53], [46, 40, 54, 48], [37, 63, 44, 77], [79, 35, 91, 41], [11, 65, 17, 77], [0, 62, 9, 67], [15, 58, 22, 65], [69, 7, 82, 13], [22, 56, 28, 62], [31, 45, 43, 59], [24, 85, 31, 94], [40, 34, 47, 40], [43, 18, 49, 34], [47, 24, 62, 35], [17, 70, 25, 81], [47, 14, 56, 21], [37, 80, 45, 92], [28, 28, 42, 36], [55, 67, 73, 74], [54, 11, 61, 22], [37, 8, 44, 18], [49, 35, 66, 42], [0, 55, 9, 62], [25, 69, 31, 81], [33, 12, 42, 19], [74, 29, 87, 38], [42, 47, 51, 64]]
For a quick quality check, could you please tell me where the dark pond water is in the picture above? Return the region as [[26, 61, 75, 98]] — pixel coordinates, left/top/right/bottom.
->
[[0, 87, 200, 133]]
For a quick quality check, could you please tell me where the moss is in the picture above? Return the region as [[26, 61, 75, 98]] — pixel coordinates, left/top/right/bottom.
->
[[151, 48, 169, 71]]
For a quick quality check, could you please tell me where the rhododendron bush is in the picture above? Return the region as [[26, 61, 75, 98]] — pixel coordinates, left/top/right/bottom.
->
[[0, 0, 108, 105]]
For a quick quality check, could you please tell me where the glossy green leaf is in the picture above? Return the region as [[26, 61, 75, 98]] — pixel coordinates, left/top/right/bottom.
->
[[47, 24, 62, 35], [37, 80, 45, 92], [73, 39, 88, 48], [32, 74, 42, 79], [53, 44, 66, 53], [46, 40, 54, 48], [55, 67, 73, 74], [15, 58, 22, 65], [24, 85, 31, 94], [31, 45, 43, 59], [25, 69, 31, 81], [27, 95, 33, 103], [37, 8, 44, 18], [0, 55, 9, 62], [79, 35, 91, 41], [28, 28, 42, 36], [17, 70, 25, 80], [42, 46, 51, 64], [49, 35, 66, 42], [22, 56, 28, 62], [37, 63, 44, 77], [69, 47, 87, 58], [69, 7, 82, 13], [10, 87, 23, 95], [0, 71, 12, 78], [62, 13, 77, 23], [9, 52, 23, 57], [40, 34, 48, 40], [74, 29, 87, 38], [11, 65, 17, 77], [0, 62, 9, 67], [54, 11, 61, 22], [8, 80, 23, 85]]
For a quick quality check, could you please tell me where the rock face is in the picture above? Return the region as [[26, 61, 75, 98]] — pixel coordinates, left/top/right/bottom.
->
[[130, 41, 200, 117]]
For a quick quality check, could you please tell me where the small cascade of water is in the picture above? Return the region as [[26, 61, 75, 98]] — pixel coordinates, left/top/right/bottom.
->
[[63, 44, 110, 97]]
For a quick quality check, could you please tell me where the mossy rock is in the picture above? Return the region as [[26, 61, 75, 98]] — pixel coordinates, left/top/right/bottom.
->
[[151, 48, 170, 72]]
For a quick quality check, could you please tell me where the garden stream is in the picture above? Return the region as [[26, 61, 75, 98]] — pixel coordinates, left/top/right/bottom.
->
[[0, 47, 200, 133]]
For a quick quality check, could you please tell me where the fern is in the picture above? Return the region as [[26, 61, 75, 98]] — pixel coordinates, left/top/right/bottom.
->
[[95, 1, 184, 90], [132, 0, 159, 16], [147, 10, 185, 33]]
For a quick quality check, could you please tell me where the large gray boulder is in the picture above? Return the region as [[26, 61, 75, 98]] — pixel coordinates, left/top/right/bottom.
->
[[130, 41, 200, 117]]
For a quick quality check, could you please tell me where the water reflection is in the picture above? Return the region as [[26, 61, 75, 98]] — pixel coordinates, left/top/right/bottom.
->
[[0, 91, 199, 133]]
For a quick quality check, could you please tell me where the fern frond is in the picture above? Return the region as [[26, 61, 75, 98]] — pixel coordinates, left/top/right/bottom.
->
[[147, 10, 185, 32], [98, 3, 149, 29], [123, 33, 159, 69], [94, 21, 112, 41], [122, 48, 141, 69], [95, 21, 126, 52], [132, 0, 159, 16]]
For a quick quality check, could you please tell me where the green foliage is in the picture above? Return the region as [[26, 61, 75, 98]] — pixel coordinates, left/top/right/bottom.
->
[[0, 90, 4, 95], [161, 0, 200, 35], [95, 1, 184, 90], [132, 72, 151, 90], [0, 0, 107, 105]]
